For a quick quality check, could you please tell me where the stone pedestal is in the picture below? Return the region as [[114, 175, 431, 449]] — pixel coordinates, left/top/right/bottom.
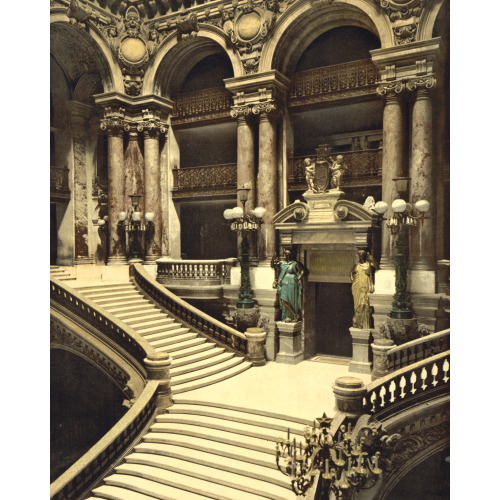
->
[[371, 338, 395, 380], [302, 190, 344, 223], [332, 377, 367, 418], [348, 328, 373, 374], [275, 321, 303, 364], [144, 352, 173, 411], [245, 327, 267, 366], [380, 315, 419, 345]]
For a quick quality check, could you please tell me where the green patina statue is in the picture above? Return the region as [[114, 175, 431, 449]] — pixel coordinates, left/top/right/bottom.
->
[[272, 250, 304, 323]]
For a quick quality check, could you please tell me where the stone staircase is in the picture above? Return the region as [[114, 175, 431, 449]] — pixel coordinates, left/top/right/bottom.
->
[[50, 265, 76, 281], [73, 282, 252, 394], [87, 400, 308, 500]]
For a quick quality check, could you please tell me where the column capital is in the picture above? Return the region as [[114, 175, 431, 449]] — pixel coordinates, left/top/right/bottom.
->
[[253, 100, 283, 118], [376, 81, 406, 98], [231, 105, 252, 119], [100, 117, 130, 135], [138, 120, 169, 138], [406, 75, 437, 93]]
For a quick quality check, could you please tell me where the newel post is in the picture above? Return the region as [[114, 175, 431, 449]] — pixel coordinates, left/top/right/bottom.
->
[[332, 377, 367, 418], [144, 352, 173, 411], [245, 327, 267, 366], [371, 338, 395, 380]]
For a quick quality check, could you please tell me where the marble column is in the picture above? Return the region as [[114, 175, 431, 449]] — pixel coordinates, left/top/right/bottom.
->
[[377, 83, 406, 270], [104, 125, 127, 265], [70, 106, 92, 265], [257, 111, 278, 262], [143, 128, 163, 263], [408, 78, 436, 271]]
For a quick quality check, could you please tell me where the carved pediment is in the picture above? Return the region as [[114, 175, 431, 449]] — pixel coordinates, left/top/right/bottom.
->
[[273, 201, 309, 224], [334, 200, 379, 222]]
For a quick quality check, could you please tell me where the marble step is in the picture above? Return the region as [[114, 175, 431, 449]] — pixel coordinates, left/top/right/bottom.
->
[[149, 331, 197, 349], [73, 283, 133, 292], [165, 341, 216, 360], [102, 473, 223, 500], [170, 348, 229, 376], [136, 323, 186, 336], [99, 298, 153, 309], [165, 403, 308, 436], [90, 293, 145, 305], [142, 432, 276, 470], [82, 289, 141, 300], [110, 304, 159, 316], [141, 327, 191, 343], [121, 453, 294, 499], [124, 315, 172, 327], [90, 484, 158, 500], [155, 337, 207, 354], [170, 356, 242, 387], [132, 441, 291, 489], [112, 463, 278, 500]]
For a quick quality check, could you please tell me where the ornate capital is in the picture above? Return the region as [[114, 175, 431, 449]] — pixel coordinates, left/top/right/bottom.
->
[[139, 120, 169, 138], [252, 100, 283, 117], [376, 81, 406, 97], [406, 76, 436, 92], [231, 105, 252, 118], [100, 117, 130, 134]]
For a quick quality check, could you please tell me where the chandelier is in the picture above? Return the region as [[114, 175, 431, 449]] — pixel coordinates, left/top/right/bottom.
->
[[276, 413, 386, 498]]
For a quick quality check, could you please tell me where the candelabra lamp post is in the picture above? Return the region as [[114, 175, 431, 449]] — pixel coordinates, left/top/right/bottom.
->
[[276, 414, 387, 498], [372, 178, 430, 319], [118, 194, 154, 263], [224, 187, 266, 309]]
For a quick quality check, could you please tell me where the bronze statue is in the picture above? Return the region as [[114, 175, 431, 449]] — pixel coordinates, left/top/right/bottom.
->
[[272, 250, 304, 323], [350, 250, 378, 329]]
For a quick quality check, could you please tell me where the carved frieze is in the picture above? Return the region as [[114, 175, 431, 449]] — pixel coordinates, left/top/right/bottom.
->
[[50, 318, 132, 398]]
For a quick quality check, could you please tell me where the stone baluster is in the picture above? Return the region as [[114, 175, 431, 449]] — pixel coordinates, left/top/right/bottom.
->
[[142, 123, 166, 263], [256, 105, 279, 263], [407, 76, 436, 275], [376, 82, 407, 270], [100, 116, 129, 265]]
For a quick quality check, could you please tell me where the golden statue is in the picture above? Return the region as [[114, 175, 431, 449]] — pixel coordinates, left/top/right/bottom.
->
[[350, 250, 379, 329]]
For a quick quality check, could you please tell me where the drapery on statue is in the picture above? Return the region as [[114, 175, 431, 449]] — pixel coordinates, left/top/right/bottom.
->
[[350, 250, 379, 329], [272, 250, 304, 323]]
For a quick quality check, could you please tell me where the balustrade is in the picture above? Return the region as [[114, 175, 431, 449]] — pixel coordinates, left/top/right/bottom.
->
[[157, 258, 236, 284], [172, 163, 237, 198], [173, 86, 233, 123], [363, 351, 450, 418], [131, 263, 247, 355]]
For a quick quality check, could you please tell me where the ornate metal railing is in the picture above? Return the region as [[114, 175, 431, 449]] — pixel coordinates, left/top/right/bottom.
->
[[172, 86, 233, 124], [289, 59, 380, 106], [50, 381, 158, 500], [50, 166, 71, 200], [387, 329, 450, 373], [288, 149, 382, 190], [172, 163, 237, 198], [130, 263, 247, 355], [50, 278, 154, 374], [363, 351, 450, 419], [157, 258, 237, 284]]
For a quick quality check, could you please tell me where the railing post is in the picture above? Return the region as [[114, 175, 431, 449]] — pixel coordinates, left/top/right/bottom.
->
[[371, 338, 395, 380], [144, 352, 173, 411], [245, 327, 267, 366], [332, 377, 367, 418]]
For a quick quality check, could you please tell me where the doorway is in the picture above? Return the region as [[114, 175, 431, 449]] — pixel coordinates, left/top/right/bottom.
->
[[315, 283, 353, 358], [50, 203, 57, 265]]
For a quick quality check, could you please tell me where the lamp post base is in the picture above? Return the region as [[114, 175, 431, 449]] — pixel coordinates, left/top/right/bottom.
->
[[237, 298, 255, 309]]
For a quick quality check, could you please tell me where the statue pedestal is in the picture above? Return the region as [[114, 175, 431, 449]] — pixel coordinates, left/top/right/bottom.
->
[[349, 327, 373, 374], [302, 190, 345, 223], [245, 327, 267, 366], [275, 321, 303, 365]]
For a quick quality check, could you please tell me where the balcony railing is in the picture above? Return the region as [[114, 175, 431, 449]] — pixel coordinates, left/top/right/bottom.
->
[[172, 163, 237, 198], [157, 258, 237, 285], [289, 59, 380, 107], [172, 86, 233, 125], [50, 166, 71, 201], [288, 149, 382, 190]]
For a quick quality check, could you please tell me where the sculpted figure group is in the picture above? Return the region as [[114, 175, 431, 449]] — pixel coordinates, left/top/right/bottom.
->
[[304, 154, 345, 193]]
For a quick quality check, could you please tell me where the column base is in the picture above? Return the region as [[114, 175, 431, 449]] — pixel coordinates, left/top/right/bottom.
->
[[275, 321, 303, 365], [144, 255, 160, 264], [108, 255, 128, 266], [75, 256, 95, 265]]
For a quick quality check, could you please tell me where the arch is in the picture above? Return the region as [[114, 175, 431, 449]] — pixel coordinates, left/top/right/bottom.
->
[[74, 73, 104, 104], [262, 0, 391, 75], [143, 26, 243, 98], [419, 0, 447, 42], [50, 12, 122, 94]]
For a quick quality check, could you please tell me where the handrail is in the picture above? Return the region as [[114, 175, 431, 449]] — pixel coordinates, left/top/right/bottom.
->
[[50, 278, 155, 375], [387, 329, 450, 372], [130, 263, 247, 355], [157, 258, 237, 284], [363, 351, 450, 419], [50, 381, 158, 500]]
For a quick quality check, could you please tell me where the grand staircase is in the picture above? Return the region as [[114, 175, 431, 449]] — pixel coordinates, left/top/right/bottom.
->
[[69, 280, 304, 499], [50, 265, 76, 281], [74, 282, 252, 394], [87, 400, 306, 500]]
